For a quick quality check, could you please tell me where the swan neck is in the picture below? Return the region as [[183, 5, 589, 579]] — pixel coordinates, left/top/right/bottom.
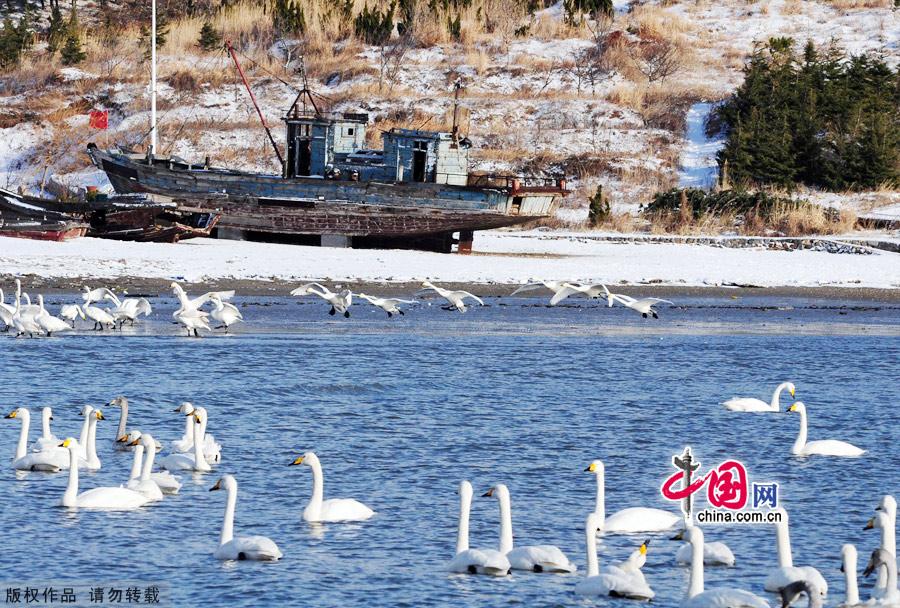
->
[[220, 483, 235, 546], [116, 403, 128, 439], [498, 492, 514, 555], [200, 415, 208, 443], [889, 555, 898, 594], [182, 412, 192, 441], [775, 519, 793, 568], [87, 416, 99, 466], [594, 470, 605, 526], [192, 420, 207, 468], [78, 414, 90, 451], [792, 409, 807, 453], [15, 410, 28, 460], [140, 442, 155, 481], [585, 521, 598, 577], [688, 532, 704, 598], [844, 550, 859, 605], [41, 411, 51, 439], [64, 446, 79, 506], [308, 460, 324, 517], [129, 446, 143, 479], [456, 490, 471, 554]]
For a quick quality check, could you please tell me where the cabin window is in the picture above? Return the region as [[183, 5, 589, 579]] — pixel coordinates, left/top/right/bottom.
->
[[346, 128, 355, 136], [412, 141, 428, 183], [511, 196, 523, 215], [300, 124, 311, 137]]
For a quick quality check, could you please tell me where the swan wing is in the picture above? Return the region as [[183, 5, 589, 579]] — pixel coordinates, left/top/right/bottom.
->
[[75, 487, 148, 509], [576, 571, 654, 599], [215, 536, 282, 561], [549, 284, 581, 306], [511, 283, 546, 295], [317, 498, 375, 522], [634, 298, 673, 306], [290, 282, 328, 297], [604, 507, 681, 533], [801, 440, 865, 457], [764, 566, 826, 596], [149, 471, 182, 494], [13, 450, 66, 472], [722, 398, 772, 412], [157, 453, 196, 471], [448, 549, 510, 575], [507, 545, 576, 573], [683, 588, 770, 608], [676, 541, 736, 566], [454, 291, 483, 305]]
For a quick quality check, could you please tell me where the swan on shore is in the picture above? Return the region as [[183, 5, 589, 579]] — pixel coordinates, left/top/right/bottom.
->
[[209, 294, 242, 331], [586, 460, 680, 533], [103, 291, 152, 327], [764, 507, 827, 597], [59, 438, 149, 510], [603, 285, 673, 318], [83, 301, 116, 331], [418, 281, 484, 312], [447, 480, 511, 576], [81, 286, 112, 305], [290, 283, 353, 317], [483, 484, 576, 573], [170, 282, 234, 312], [290, 452, 374, 522], [723, 382, 795, 412], [174, 307, 211, 337], [673, 527, 769, 607], [35, 295, 73, 336], [788, 402, 865, 457], [59, 303, 85, 327], [209, 475, 282, 561], [575, 512, 655, 599], [11, 290, 42, 337], [357, 294, 415, 317]]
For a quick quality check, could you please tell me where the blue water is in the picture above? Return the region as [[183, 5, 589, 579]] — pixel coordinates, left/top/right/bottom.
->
[[0, 294, 898, 607]]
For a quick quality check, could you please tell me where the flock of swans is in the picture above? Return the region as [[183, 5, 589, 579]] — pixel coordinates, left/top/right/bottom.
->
[[3, 379, 893, 607], [1, 277, 673, 338]]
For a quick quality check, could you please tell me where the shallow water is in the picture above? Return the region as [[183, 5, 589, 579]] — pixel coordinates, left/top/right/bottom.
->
[[0, 294, 898, 607]]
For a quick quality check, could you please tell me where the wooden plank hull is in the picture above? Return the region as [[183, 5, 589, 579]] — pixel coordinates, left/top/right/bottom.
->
[[0, 224, 88, 241]]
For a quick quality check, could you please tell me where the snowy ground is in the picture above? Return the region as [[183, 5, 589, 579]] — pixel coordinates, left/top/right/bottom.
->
[[678, 102, 722, 188], [1, 232, 897, 288]]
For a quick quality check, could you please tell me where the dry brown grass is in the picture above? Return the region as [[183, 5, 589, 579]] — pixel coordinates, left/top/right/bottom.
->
[[627, 5, 694, 45], [780, 0, 805, 14], [825, 0, 891, 8]]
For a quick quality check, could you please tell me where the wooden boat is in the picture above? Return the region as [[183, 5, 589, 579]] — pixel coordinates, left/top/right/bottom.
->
[[0, 190, 89, 241]]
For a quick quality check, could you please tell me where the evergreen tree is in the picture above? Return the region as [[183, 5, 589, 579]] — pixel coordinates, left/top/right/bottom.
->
[[198, 21, 221, 51], [587, 185, 610, 226], [139, 11, 169, 60], [354, 3, 394, 45], [47, 0, 65, 55], [272, 0, 305, 37], [60, 1, 84, 65]]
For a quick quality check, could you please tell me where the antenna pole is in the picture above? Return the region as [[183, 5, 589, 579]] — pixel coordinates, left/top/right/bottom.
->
[[451, 81, 461, 142], [150, 0, 157, 156], [225, 40, 285, 171]]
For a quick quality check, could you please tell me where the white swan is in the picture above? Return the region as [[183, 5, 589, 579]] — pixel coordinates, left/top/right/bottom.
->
[[77, 408, 105, 471], [575, 512, 655, 599], [586, 460, 680, 533], [777, 580, 822, 608], [58, 438, 149, 509], [108, 396, 163, 452], [76, 405, 93, 460], [125, 434, 163, 501], [119, 431, 182, 494], [674, 527, 769, 607], [157, 413, 211, 472], [171, 402, 197, 452], [30, 406, 60, 452], [209, 294, 242, 331], [840, 544, 861, 607], [357, 294, 415, 317], [173, 307, 210, 337], [866, 498, 897, 598], [11, 291, 42, 337], [34, 295, 73, 336], [788, 402, 865, 457], [290, 452, 374, 522], [863, 548, 900, 604], [83, 301, 116, 330], [59, 303, 85, 327], [81, 286, 112, 305], [290, 282, 353, 317], [722, 382, 795, 413], [676, 519, 735, 566], [169, 404, 220, 462], [549, 282, 607, 306], [418, 281, 484, 313], [510, 280, 569, 297], [483, 484, 576, 573], [102, 292, 152, 326], [764, 508, 827, 597], [603, 285, 673, 318], [209, 475, 282, 561], [171, 282, 234, 313], [5, 408, 69, 471], [447, 480, 511, 576]]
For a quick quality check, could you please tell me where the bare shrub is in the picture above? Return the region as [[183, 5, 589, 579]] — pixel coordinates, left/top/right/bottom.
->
[[631, 39, 683, 83]]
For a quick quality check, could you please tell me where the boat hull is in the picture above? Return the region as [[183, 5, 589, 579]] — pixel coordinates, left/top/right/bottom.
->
[[0, 224, 88, 241]]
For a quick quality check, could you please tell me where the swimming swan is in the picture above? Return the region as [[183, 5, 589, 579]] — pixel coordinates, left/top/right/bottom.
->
[[168, 404, 220, 462], [59, 438, 149, 509], [840, 544, 861, 607], [865, 498, 897, 598], [673, 527, 769, 607], [289, 452, 374, 522], [722, 382, 795, 413], [120, 431, 182, 494], [125, 434, 164, 501], [483, 484, 576, 573], [788, 402, 865, 457], [109, 396, 163, 452], [157, 413, 211, 472], [764, 508, 827, 597], [675, 519, 735, 567], [863, 548, 900, 604], [418, 281, 484, 313], [209, 475, 282, 561], [586, 460, 680, 533], [6, 408, 68, 471], [447, 480, 511, 576], [575, 512, 655, 599], [30, 406, 60, 453]]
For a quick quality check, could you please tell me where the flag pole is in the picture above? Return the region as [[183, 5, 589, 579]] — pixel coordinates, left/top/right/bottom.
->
[[150, 0, 157, 158]]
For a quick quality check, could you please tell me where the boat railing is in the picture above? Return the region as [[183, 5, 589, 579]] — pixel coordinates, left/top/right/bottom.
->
[[466, 174, 567, 194]]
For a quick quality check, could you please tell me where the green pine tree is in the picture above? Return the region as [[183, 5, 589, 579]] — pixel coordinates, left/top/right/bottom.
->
[[47, 0, 65, 55], [198, 21, 222, 51], [60, 32, 85, 65]]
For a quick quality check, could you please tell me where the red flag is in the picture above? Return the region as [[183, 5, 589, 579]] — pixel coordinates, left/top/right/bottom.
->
[[88, 110, 108, 130]]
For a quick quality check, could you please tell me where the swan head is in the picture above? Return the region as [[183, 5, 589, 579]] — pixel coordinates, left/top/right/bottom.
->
[[42, 407, 53, 422], [93, 410, 105, 421], [865, 511, 890, 531], [786, 383, 796, 398], [877, 495, 897, 515], [108, 396, 128, 408], [422, 281, 434, 289], [80, 405, 94, 417], [482, 484, 509, 500], [174, 402, 195, 415], [787, 402, 806, 415], [289, 452, 319, 468], [779, 580, 817, 608], [584, 460, 604, 475], [457, 480, 473, 498], [58, 437, 80, 450], [4, 407, 25, 419], [863, 548, 892, 578], [841, 544, 857, 571], [132, 433, 155, 448], [118, 430, 141, 444], [209, 474, 236, 493]]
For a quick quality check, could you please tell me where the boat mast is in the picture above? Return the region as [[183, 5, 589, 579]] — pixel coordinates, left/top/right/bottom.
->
[[150, 0, 157, 156]]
